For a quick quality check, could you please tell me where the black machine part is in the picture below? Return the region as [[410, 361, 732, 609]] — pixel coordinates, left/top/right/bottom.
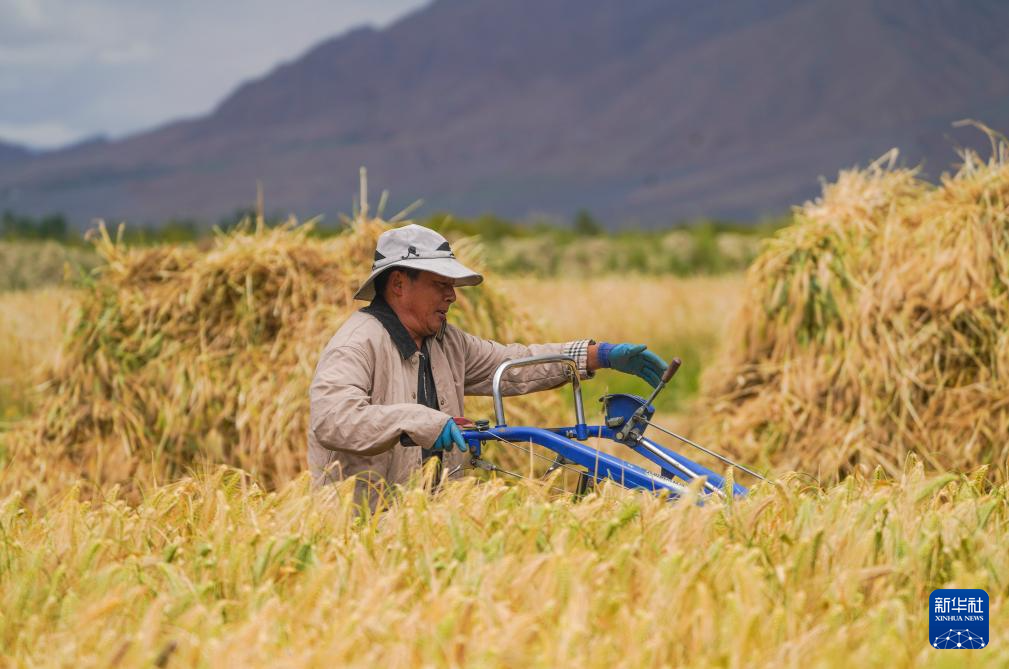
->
[[610, 357, 767, 483], [615, 357, 680, 442]]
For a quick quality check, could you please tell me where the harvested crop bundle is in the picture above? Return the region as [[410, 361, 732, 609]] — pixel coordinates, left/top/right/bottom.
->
[[7, 207, 558, 495], [698, 135, 1009, 481]]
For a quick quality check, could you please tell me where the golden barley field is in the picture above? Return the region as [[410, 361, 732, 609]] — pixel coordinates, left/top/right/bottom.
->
[[2, 277, 1006, 668], [0, 288, 77, 423], [2, 146, 1009, 667]]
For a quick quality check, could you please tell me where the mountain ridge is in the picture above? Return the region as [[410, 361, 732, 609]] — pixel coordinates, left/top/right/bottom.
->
[[1, 0, 1007, 228], [0, 140, 31, 166]]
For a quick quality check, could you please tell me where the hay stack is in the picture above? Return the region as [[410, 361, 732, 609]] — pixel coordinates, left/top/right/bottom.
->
[[9, 210, 560, 494], [697, 136, 1009, 480]]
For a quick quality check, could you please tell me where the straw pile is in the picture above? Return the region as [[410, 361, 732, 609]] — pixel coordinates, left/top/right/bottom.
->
[[697, 132, 1009, 480], [6, 209, 560, 495]]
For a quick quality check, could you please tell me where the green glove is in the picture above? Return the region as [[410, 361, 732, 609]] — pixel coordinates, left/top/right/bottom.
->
[[598, 342, 668, 388], [431, 419, 468, 453]]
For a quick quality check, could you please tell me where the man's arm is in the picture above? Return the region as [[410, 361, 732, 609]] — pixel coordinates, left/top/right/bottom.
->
[[586, 343, 600, 373], [310, 344, 447, 454], [453, 329, 596, 396]]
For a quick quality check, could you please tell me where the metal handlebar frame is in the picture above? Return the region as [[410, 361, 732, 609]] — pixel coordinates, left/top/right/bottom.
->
[[492, 354, 588, 438]]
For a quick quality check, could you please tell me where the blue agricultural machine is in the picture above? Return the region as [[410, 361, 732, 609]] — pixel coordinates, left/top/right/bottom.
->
[[459, 355, 765, 498]]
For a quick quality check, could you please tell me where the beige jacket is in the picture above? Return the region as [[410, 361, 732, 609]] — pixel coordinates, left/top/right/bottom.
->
[[308, 309, 591, 502]]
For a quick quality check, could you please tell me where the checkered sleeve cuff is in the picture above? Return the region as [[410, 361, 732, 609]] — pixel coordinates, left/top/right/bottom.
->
[[562, 339, 595, 379]]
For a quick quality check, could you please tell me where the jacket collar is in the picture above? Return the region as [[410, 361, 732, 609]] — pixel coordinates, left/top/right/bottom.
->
[[361, 295, 446, 359]]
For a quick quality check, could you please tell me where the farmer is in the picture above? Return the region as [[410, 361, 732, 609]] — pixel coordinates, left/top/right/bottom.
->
[[308, 224, 667, 503]]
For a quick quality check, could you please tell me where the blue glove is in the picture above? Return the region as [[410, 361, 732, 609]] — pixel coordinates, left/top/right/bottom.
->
[[597, 343, 668, 388], [431, 419, 468, 453]]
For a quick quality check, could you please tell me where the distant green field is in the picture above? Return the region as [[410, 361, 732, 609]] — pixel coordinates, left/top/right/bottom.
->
[[0, 241, 99, 291], [0, 217, 778, 292]]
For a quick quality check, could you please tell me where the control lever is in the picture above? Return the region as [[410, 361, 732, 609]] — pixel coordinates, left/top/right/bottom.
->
[[616, 357, 680, 442]]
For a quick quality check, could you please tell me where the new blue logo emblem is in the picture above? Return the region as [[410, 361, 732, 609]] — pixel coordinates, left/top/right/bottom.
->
[[930, 589, 989, 649]]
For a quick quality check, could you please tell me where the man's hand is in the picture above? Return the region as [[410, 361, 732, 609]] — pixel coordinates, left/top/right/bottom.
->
[[596, 342, 668, 388], [431, 418, 469, 453]]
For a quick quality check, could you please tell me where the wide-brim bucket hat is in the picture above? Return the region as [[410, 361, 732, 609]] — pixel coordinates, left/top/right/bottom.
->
[[353, 224, 484, 301]]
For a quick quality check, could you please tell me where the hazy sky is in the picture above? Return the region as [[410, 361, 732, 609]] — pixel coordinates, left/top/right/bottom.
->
[[0, 0, 429, 149]]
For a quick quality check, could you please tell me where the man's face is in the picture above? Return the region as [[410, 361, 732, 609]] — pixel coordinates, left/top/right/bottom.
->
[[394, 270, 457, 338]]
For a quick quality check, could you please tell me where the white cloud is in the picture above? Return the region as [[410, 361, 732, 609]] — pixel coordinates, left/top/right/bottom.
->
[[0, 43, 86, 67], [98, 41, 154, 65], [5, 0, 44, 27], [0, 0, 430, 148], [0, 120, 84, 148]]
